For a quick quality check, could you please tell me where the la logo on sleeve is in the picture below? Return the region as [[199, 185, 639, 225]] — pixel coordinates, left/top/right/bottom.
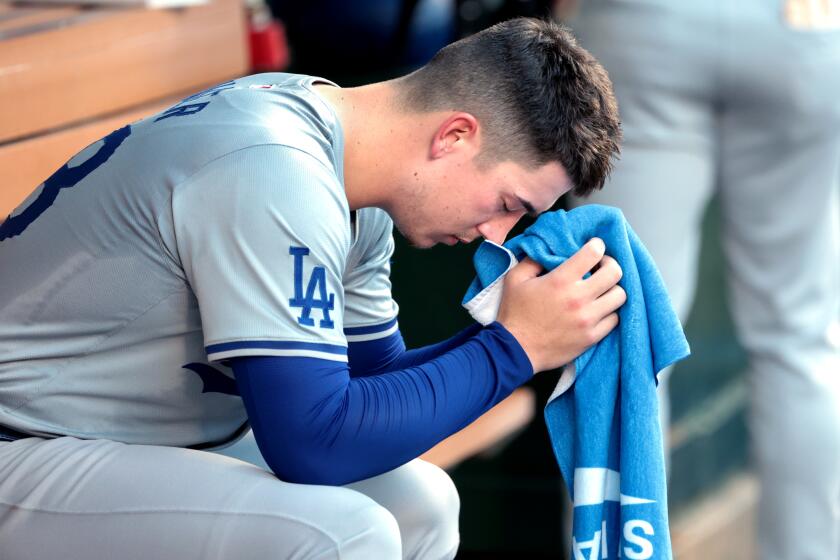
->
[[289, 246, 336, 329]]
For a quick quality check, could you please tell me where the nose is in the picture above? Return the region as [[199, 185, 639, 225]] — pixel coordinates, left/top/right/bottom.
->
[[476, 213, 523, 245]]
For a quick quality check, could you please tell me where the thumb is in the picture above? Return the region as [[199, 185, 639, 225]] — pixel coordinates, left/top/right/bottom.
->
[[506, 257, 543, 284]]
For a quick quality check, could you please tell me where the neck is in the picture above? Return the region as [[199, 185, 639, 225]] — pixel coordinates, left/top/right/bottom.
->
[[313, 81, 406, 212]]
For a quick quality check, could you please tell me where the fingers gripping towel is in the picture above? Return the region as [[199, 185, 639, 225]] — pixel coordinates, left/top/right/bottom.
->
[[462, 205, 690, 560]]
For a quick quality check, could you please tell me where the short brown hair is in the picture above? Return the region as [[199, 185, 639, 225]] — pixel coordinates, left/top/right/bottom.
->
[[397, 18, 621, 197]]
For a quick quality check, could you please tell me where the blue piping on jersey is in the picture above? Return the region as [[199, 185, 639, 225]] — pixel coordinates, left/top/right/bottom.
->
[[206, 339, 347, 356]]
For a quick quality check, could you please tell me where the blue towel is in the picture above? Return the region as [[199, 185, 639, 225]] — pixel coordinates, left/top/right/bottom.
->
[[462, 205, 690, 560]]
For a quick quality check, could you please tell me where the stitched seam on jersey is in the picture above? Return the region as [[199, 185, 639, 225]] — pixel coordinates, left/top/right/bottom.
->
[[0, 500, 381, 548], [1, 287, 184, 427], [157, 142, 345, 281], [162, 143, 351, 350], [153, 195, 186, 283]]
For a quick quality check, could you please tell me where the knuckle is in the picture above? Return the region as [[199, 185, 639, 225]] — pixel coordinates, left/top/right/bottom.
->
[[566, 295, 584, 312], [547, 271, 567, 289], [574, 312, 593, 330], [583, 328, 600, 346]]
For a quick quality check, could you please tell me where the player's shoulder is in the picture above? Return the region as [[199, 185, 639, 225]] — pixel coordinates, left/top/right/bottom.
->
[[132, 72, 344, 178], [173, 143, 350, 228], [230, 73, 340, 137]]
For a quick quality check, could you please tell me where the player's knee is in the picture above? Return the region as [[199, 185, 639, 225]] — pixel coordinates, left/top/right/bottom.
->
[[270, 503, 401, 559], [210, 503, 401, 560], [344, 504, 402, 559], [402, 461, 460, 559], [418, 461, 461, 529]]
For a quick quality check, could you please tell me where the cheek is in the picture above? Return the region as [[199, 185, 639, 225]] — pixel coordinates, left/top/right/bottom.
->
[[474, 194, 500, 220]]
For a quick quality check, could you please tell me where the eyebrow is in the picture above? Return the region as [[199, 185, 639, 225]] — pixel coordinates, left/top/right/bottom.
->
[[517, 196, 539, 218]]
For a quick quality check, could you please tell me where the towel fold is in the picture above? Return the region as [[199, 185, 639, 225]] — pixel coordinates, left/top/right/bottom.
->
[[462, 204, 690, 560]]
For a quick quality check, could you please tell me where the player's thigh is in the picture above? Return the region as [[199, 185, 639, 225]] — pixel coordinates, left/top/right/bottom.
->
[[213, 433, 460, 558], [0, 436, 401, 560], [718, 20, 840, 356]]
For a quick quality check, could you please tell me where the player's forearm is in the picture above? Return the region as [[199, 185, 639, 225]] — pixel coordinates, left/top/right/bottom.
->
[[232, 322, 532, 486], [347, 321, 483, 377]]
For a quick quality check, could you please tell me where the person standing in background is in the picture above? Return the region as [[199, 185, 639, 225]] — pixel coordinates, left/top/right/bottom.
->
[[561, 1, 840, 558]]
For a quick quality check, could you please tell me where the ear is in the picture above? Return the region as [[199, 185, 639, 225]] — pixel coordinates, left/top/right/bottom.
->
[[429, 112, 480, 160]]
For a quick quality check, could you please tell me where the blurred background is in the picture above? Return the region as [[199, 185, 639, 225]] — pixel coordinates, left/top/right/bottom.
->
[[3, 0, 838, 558]]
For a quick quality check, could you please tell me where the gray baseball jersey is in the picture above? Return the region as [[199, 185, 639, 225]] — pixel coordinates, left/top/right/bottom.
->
[[0, 73, 399, 448]]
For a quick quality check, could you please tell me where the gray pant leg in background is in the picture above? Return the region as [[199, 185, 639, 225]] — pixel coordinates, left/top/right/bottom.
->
[[719, 3, 840, 555], [568, 1, 840, 558]]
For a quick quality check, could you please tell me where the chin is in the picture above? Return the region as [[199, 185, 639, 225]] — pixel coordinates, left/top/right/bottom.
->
[[407, 236, 437, 249], [394, 222, 435, 249]]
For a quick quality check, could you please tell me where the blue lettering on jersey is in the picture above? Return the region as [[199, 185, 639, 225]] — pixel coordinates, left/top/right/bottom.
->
[[154, 81, 236, 123], [183, 362, 240, 396], [154, 102, 210, 122], [179, 80, 236, 103], [1, 125, 132, 241], [289, 246, 335, 329]]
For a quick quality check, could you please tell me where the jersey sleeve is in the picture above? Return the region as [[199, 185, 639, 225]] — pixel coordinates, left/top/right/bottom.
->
[[171, 144, 350, 363], [342, 208, 400, 343]]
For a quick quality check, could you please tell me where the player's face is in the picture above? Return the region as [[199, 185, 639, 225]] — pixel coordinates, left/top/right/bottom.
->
[[395, 156, 572, 248]]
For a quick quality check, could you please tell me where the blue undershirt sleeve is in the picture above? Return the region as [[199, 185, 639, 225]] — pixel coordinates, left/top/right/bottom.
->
[[231, 321, 533, 486], [346, 322, 483, 377]]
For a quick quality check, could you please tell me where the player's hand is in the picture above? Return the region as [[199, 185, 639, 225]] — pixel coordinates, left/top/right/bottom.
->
[[496, 238, 626, 373]]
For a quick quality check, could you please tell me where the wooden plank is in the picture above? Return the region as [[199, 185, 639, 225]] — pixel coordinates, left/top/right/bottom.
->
[[0, 95, 179, 217], [0, 0, 247, 143], [0, 5, 45, 22], [672, 472, 758, 560], [0, 5, 80, 33]]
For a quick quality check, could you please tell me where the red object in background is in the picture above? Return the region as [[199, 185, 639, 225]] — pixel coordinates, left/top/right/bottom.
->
[[248, 17, 289, 71]]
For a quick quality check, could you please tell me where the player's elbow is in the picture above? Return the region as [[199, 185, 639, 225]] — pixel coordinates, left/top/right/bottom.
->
[[263, 445, 361, 486]]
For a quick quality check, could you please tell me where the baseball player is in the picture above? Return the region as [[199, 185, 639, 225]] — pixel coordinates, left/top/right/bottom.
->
[[0, 19, 623, 559], [563, 2, 840, 557]]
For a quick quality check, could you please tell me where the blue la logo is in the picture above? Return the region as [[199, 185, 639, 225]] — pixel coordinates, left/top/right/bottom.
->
[[289, 246, 335, 329]]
